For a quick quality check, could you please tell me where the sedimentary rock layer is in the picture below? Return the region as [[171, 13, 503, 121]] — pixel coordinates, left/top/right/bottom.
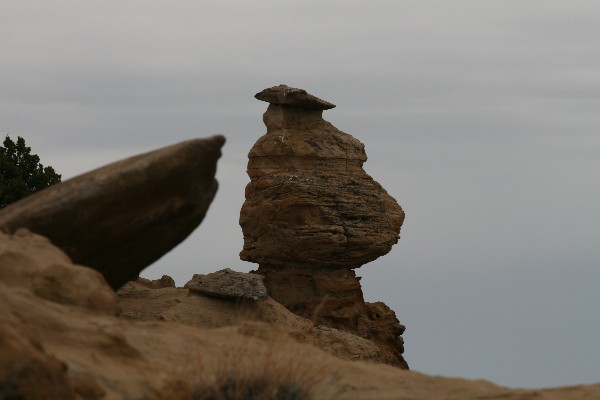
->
[[257, 265, 408, 368], [240, 101, 404, 268], [184, 268, 268, 300]]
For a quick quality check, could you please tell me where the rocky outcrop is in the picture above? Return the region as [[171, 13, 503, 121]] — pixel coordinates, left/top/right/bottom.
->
[[239, 85, 407, 367], [184, 268, 267, 300], [0, 229, 121, 315], [254, 84, 336, 110], [119, 279, 403, 365], [0, 230, 189, 398], [240, 85, 403, 268], [0, 136, 225, 289], [3, 230, 599, 400]]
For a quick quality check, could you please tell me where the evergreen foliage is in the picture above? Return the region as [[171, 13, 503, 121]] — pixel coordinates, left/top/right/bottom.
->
[[0, 135, 61, 208]]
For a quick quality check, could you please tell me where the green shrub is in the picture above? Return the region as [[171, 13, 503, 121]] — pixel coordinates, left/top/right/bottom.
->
[[0, 135, 61, 208]]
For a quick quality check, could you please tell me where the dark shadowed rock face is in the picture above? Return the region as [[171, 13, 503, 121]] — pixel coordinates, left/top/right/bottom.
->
[[184, 268, 267, 301], [0, 136, 225, 290], [240, 85, 407, 368]]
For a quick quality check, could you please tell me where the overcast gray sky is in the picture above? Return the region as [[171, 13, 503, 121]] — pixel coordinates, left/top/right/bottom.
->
[[2, 0, 599, 389]]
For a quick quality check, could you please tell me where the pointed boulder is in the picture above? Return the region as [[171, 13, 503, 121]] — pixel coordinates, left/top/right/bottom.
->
[[0, 135, 225, 289]]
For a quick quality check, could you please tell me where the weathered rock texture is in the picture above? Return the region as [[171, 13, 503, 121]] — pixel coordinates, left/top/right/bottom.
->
[[2, 231, 600, 399], [254, 84, 336, 110], [135, 275, 176, 289], [119, 279, 403, 366], [0, 136, 225, 289], [240, 86, 403, 268], [258, 266, 407, 367], [184, 268, 268, 300], [0, 230, 188, 399], [240, 85, 407, 367], [0, 229, 121, 315]]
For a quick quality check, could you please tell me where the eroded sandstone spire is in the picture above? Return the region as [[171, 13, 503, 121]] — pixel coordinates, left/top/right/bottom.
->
[[241, 84, 404, 268], [240, 85, 408, 368]]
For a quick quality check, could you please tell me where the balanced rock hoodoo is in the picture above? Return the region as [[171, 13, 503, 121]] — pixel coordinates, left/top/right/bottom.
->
[[240, 84, 407, 368]]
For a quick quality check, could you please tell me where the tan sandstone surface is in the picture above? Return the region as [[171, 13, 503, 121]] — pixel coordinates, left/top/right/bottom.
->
[[2, 230, 599, 399]]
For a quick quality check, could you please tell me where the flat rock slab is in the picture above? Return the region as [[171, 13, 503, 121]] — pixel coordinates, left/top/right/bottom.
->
[[255, 84, 336, 110], [184, 268, 267, 300], [0, 135, 225, 290]]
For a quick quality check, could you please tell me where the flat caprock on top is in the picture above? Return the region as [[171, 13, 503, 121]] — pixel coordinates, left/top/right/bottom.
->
[[254, 84, 336, 110]]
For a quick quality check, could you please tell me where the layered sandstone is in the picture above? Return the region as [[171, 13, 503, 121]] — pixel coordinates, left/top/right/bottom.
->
[[2, 230, 600, 399], [240, 84, 407, 367], [240, 86, 403, 268]]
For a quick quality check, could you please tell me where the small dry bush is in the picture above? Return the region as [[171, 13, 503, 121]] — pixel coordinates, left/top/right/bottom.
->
[[192, 327, 337, 400]]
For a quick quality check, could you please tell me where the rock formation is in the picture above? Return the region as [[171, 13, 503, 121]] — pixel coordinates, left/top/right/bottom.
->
[[239, 84, 407, 367], [134, 275, 176, 289], [119, 277, 404, 365], [0, 228, 121, 315], [184, 268, 268, 300], [2, 230, 600, 399], [0, 135, 225, 289]]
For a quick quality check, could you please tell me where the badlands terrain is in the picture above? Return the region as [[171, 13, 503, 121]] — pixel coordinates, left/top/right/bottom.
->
[[1, 230, 599, 399]]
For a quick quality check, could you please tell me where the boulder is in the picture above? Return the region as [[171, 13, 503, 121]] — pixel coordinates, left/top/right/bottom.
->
[[184, 268, 267, 300], [240, 89, 403, 268], [0, 136, 225, 289]]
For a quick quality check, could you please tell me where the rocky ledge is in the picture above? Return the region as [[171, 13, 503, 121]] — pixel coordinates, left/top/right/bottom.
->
[[2, 230, 598, 399]]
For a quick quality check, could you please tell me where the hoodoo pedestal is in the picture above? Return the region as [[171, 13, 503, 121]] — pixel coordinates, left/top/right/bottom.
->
[[240, 85, 407, 368]]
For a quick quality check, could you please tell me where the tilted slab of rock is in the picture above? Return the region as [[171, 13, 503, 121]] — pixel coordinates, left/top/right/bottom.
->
[[184, 268, 267, 300], [240, 86, 404, 269], [0, 135, 225, 289]]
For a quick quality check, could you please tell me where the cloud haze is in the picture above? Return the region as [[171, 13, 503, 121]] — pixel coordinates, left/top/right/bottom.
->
[[2, 1, 599, 388]]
